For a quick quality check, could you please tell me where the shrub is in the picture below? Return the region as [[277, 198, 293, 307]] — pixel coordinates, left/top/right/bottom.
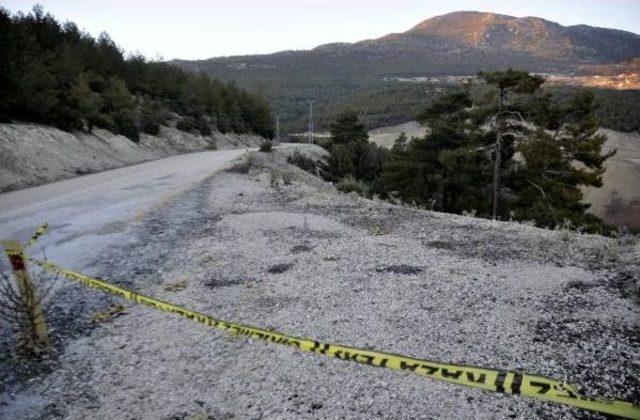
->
[[142, 121, 160, 135], [0, 268, 54, 358], [281, 171, 293, 185], [140, 100, 167, 136], [259, 141, 273, 153], [269, 170, 280, 188], [198, 121, 212, 136], [225, 155, 254, 174], [113, 110, 139, 142], [336, 175, 368, 195], [176, 116, 197, 132], [195, 116, 212, 136], [287, 150, 316, 173]]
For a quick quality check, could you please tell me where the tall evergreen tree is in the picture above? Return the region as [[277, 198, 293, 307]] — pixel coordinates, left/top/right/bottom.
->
[[323, 111, 388, 185], [379, 71, 612, 231], [381, 91, 492, 212], [509, 89, 614, 229], [478, 69, 544, 218]]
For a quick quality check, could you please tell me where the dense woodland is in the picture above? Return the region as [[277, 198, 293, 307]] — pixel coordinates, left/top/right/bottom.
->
[[282, 82, 640, 134], [0, 6, 275, 141], [321, 71, 614, 232]]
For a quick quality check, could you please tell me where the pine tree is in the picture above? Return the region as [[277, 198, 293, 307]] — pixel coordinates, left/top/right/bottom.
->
[[379, 72, 613, 231], [510, 89, 614, 229], [69, 72, 103, 131], [323, 111, 388, 186], [478, 69, 544, 218], [382, 91, 492, 213], [329, 111, 368, 146]]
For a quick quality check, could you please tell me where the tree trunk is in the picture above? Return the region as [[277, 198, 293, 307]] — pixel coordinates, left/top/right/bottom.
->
[[492, 130, 502, 219]]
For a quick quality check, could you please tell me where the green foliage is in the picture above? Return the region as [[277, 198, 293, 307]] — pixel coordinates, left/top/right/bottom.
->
[[547, 86, 640, 132], [102, 77, 133, 113], [378, 72, 613, 232], [479, 69, 544, 94], [287, 150, 316, 173], [139, 99, 166, 135], [176, 116, 197, 132], [112, 109, 139, 142], [417, 91, 472, 124], [68, 72, 102, 131], [392, 133, 408, 151], [322, 111, 390, 192], [381, 91, 494, 213], [336, 175, 368, 195], [0, 6, 275, 141], [329, 111, 368, 145], [507, 89, 613, 230], [259, 141, 273, 153]]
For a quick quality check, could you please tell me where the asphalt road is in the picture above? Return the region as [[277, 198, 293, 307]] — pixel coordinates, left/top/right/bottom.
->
[[0, 148, 250, 270]]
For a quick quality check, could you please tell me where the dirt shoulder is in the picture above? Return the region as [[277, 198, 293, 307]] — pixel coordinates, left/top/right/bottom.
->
[[1, 148, 638, 419]]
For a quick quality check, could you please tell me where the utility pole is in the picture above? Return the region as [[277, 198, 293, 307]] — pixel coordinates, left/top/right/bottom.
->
[[492, 88, 506, 220], [308, 101, 314, 144], [275, 116, 280, 142]]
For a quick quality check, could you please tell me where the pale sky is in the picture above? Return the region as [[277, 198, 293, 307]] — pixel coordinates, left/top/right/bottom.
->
[[3, 1, 640, 60]]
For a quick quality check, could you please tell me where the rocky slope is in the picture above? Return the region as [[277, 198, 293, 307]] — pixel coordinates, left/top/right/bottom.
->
[[0, 123, 265, 192]]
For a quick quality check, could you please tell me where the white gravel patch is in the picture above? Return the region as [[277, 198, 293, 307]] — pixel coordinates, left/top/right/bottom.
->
[[1, 151, 638, 419]]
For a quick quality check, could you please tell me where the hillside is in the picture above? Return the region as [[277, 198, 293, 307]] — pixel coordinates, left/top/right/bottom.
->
[[0, 8, 275, 141], [172, 11, 640, 131]]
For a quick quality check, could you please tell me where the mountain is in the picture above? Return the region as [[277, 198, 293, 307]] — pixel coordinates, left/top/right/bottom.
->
[[172, 11, 640, 131]]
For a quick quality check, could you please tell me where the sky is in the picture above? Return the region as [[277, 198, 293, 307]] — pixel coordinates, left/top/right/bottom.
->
[[3, 0, 640, 60]]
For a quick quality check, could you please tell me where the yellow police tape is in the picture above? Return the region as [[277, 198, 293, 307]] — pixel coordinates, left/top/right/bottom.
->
[[28, 257, 640, 419], [24, 223, 48, 248]]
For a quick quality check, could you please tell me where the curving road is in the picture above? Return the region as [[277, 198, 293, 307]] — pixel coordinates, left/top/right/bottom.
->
[[0, 148, 252, 270]]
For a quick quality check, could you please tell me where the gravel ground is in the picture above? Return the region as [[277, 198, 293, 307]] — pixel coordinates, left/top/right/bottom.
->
[[1, 149, 638, 419]]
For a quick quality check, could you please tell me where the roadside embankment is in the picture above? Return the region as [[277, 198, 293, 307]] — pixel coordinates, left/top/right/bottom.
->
[[1, 148, 636, 419], [0, 123, 265, 192]]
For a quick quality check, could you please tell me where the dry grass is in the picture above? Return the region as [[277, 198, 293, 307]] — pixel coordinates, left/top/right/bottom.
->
[[0, 268, 55, 358]]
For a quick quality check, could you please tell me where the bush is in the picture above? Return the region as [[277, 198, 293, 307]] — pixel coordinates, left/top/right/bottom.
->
[[198, 118, 212, 136], [142, 121, 160, 136], [140, 100, 167, 135], [287, 150, 316, 173], [259, 141, 273, 153], [0, 268, 54, 358], [336, 175, 368, 195], [176, 116, 197, 132], [225, 155, 254, 174], [113, 110, 139, 142]]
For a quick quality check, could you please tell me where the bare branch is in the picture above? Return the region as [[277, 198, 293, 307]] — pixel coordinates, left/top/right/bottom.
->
[[527, 180, 547, 198]]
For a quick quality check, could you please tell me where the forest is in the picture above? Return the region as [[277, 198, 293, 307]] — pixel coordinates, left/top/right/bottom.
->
[[0, 6, 275, 141], [281, 82, 640, 134]]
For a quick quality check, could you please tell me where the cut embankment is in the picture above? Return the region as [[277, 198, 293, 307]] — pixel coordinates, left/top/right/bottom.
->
[[0, 123, 265, 192]]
